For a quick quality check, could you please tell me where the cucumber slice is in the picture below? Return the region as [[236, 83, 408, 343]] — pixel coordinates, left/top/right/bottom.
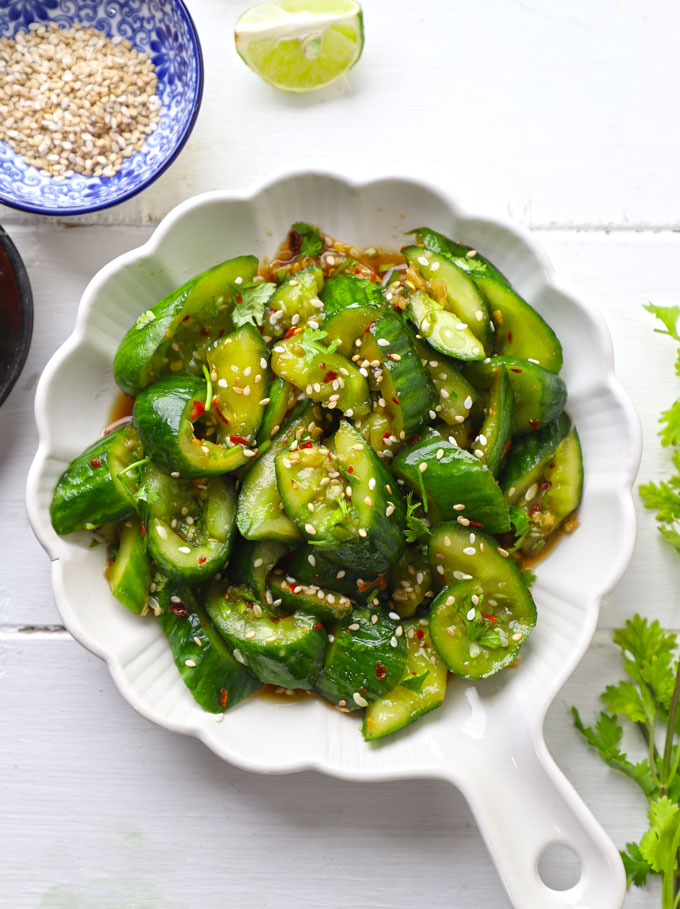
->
[[206, 583, 326, 689], [402, 246, 492, 353], [206, 323, 270, 443], [50, 424, 144, 535], [393, 428, 510, 533], [114, 256, 258, 396], [139, 464, 237, 584], [255, 376, 299, 446], [284, 546, 387, 605], [133, 376, 251, 476], [275, 420, 405, 575], [315, 608, 407, 709], [472, 364, 514, 477], [515, 427, 583, 558], [362, 620, 447, 740], [500, 413, 572, 505], [464, 357, 567, 434], [268, 569, 354, 622], [155, 583, 261, 712], [407, 290, 486, 361], [322, 304, 381, 357], [410, 228, 563, 372], [263, 265, 324, 340], [388, 549, 432, 619], [319, 273, 386, 316], [360, 310, 436, 439], [236, 401, 322, 542], [406, 325, 477, 426], [271, 330, 371, 417], [228, 538, 290, 602], [107, 521, 151, 615], [428, 523, 536, 677]]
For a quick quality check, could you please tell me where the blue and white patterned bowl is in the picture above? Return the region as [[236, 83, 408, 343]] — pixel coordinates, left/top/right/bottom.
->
[[0, 0, 203, 215]]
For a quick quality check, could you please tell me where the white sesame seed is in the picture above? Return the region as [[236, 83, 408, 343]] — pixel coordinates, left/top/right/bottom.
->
[[385, 503, 395, 517], [358, 528, 367, 537], [305, 523, 317, 535], [419, 461, 428, 473], [170, 471, 180, 478], [178, 546, 191, 554], [497, 547, 510, 558], [464, 396, 473, 410], [308, 554, 316, 566], [353, 692, 369, 707], [253, 558, 264, 568], [431, 261, 440, 272], [436, 449, 444, 460], [371, 614, 379, 624], [377, 338, 390, 347], [185, 659, 197, 668], [512, 632, 523, 641], [390, 636, 398, 648], [336, 570, 346, 579], [348, 623, 360, 631]]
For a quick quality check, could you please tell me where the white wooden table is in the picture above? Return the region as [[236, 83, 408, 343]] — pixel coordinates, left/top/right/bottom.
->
[[3, 1, 680, 906]]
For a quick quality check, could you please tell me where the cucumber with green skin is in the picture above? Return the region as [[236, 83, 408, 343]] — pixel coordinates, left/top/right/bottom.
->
[[228, 537, 291, 604], [206, 583, 326, 689], [406, 324, 477, 426], [284, 546, 387, 606], [139, 463, 237, 585], [410, 228, 563, 373], [402, 245, 493, 354], [255, 376, 299, 446], [388, 549, 432, 619], [407, 290, 486, 362], [114, 255, 259, 396], [319, 273, 386, 316], [500, 413, 572, 505], [133, 376, 250, 476], [362, 620, 447, 740], [472, 364, 515, 477], [263, 265, 324, 339], [275, 420, 406, 576], [236, 401, 321, 543], [156, 583, 261, 712], [50, 424, 144, 535], [393, 428, 510, 533], [427, 523, 536, 677], [268, 570, 354, 622], [322, 304, 382, 357], [464, 356, 567, 434], [515, 427, 583, 558], [315, 608, 407, 709], [108, 521, 151, 614], [360, 310, 436, 439]]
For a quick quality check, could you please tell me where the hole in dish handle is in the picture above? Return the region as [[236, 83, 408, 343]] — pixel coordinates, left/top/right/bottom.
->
[[446, 737, 626, 909]]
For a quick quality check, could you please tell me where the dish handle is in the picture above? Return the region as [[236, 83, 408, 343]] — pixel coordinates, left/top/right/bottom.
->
[[444, 734, 627, 909]]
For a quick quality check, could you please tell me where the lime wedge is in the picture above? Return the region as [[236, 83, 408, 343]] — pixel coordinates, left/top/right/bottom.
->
[[235, 0, 364, 93]]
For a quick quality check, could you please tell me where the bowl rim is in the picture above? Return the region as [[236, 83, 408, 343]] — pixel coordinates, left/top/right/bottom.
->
[[0, 223, 33, 406], [0, 0, 204, 217]]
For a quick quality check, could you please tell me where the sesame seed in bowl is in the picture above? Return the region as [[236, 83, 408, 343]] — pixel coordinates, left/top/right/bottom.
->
[[0, 0, 203, 216]]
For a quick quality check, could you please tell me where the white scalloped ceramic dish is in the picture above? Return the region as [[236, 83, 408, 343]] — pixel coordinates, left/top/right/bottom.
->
[[27, 173, 640, 909]]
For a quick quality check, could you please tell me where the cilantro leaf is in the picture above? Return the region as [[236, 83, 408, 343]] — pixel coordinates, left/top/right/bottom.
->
[[520, 566, 537, 589], [601, 680, 648, 724], [232, 281, 276, 328], [639, 796, 680, 874], [659, 399, 680, 448], [294, 327, 340, 362], [644, 303, 680, 342], [613, 615, 677, 669], [134, 309, 156, 331], [621, 841, 654, 887], [291, 222, 324, 258], [400, 671, 430, 693], [404, 492, 431, 545], [507, 505, 530, 553]]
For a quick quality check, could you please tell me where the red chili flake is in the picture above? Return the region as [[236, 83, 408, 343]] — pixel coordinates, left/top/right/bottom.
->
[[382, 431, 392, 441], [510, 368, 523, 374], [139, 522, 147, 538], [375, 661, 387, 680], [540, 480, 552, 492], [323, 370, 338, 383], [468, 520, 484, 528], [190, 400, 205, 421], [284, 326, 301, 340], [528, 419, 540, 430], [218, 328, 225, 337], [391, 396, 400, 406], [348, 465, 354, 473], [392, 304, 402, 312], [354, 268, 362, 275], [269, 616, 282, 623], [482, 614, 498, 623], [415, 629, 425, 640], [90, 458, 101, 468], [501, 440, 512, 460], [409, 433, 420, 444], [290, 584, 300, 594], [200, 328, 209, 337], [219, 688, 229, 708], [215, 409, 230, 426], [168, 603, 187, 616], [529, 503, 542, 517], [364, 319, 376, 333], [313, 623, 323, 630], [360, 687, 367, 694], [229, 433, 250, 446], [507, 331, 513, 343], [236, 294, 243, 303], [299, 441, 313, 449], [198, 556, 207, 564]]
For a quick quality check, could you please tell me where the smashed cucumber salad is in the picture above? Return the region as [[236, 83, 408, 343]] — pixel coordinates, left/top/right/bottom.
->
[[50, 223, 583, 741]]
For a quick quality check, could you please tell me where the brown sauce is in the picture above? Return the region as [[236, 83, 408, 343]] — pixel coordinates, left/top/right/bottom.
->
[[257, 684, 341, 711], [108, 391, 134, 425], [519, 511, 581, 570]]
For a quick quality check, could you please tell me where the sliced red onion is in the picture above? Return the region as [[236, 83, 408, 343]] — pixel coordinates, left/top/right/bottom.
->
[[102, 415, 133, 437]]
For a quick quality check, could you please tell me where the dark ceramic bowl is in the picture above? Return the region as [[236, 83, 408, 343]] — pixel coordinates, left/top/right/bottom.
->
[[0, 225, 33, 406]]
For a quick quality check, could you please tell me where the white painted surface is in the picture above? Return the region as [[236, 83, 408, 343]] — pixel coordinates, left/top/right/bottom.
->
[[2, 1, 679, 905]]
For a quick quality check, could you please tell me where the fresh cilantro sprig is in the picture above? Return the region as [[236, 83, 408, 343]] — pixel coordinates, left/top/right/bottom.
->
[[232, 281, 276, 328], [295, 327, 340, 363], [572, 616, 680, 904], [640, 304, 680, 552], [404, 492, 431, 546], [400, 670, 430, 693], [291, 222, 324, 258]]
